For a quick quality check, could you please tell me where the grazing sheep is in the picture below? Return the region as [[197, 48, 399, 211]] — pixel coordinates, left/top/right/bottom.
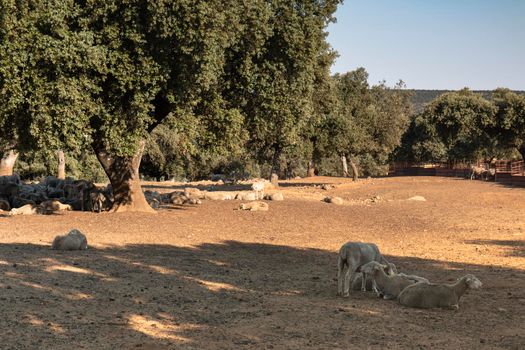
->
[[324, 196, 343, 205], [40, 199, 72, 214], [398, 274, 482, 310], [360, 261, 423, 300], [238, 201, 269, 211], [337, 242, 396, 297], [51, 229, 88, 250], [251, 181, 265, 200], [264, 192, 284, 201], [8, 204, 39, 216]]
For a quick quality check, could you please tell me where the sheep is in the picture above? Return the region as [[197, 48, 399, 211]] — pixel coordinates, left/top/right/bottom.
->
[[251, 181, 265, 200], [204, 191, 235, 201], [360, 261, 424, 300], [40, 199, 72, 214], [324, 196, 343, 205], [351, 263, 397, 291], [398, 274, 482, 310], [264, 192, 284, 201], [337, 242, 397, 297], [51, 229, 88, 250], [8, 204, 39, 216], [184, 198, 202, 205], [184, 188, 204, 199], [398, 273, 430, 284], [238, 201, 269, 211], [90, 190, 108, 213], [235, 191, 257, 201], [470, 165, 488, 180]]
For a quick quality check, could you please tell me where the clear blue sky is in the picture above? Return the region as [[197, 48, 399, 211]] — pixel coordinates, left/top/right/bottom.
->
[[327, 0, 525, 90]]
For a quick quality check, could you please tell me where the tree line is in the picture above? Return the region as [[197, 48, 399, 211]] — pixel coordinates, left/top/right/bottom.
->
[[1, 2, 522, 212], [397, 88, 525, 165]]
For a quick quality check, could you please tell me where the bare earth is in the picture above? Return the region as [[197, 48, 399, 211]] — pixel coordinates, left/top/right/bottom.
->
[[1, 176, 524, 349]]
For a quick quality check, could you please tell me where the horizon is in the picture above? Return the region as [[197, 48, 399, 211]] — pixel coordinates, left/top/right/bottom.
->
[[327, 0, 525, 90]]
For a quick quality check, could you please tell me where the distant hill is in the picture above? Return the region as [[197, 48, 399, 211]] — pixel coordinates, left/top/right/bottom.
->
[[409, 89, 525, 113]]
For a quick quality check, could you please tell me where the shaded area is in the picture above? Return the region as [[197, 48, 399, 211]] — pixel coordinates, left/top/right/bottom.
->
[[1, 241, 524, 349], [465, 239, 525, 258]]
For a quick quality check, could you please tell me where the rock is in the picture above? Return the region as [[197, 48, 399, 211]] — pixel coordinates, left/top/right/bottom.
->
[[324, 196, 343, 205], [408, 196, 426, 202]]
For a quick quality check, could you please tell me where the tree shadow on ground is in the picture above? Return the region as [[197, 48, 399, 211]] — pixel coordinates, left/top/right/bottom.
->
[[465, 239, 525, 258], [1, 241, 524, 349]]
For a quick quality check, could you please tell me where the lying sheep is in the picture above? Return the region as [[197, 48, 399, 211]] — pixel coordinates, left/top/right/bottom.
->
[[360, 261, 425, 300], [51, 229, 88, 250], [264, 192, 284, 201], [398, 272, 430, 284], [8, 204, 39, 216], [40, 199, 72, 214], [236, 191, 257, 201], [350, 264, 393, 291], [398, 274, 482, 310], [337, 242, 397, 297], [184, 188, 204, 199], [238, 201, 269, 211], [204, 191, 235, 201]]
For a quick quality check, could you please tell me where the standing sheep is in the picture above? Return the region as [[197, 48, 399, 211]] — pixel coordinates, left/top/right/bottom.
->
[[398, 274, 482, 309], [337, 242, 397, 297], [251, 181, 265, 200], [51, 229, 88, 250]]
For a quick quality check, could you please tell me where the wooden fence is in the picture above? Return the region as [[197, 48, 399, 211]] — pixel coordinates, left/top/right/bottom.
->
[[389, 160, 525, 187]]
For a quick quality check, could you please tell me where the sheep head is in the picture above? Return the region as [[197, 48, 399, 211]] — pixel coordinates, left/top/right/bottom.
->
[[463, 274, 482, 290]]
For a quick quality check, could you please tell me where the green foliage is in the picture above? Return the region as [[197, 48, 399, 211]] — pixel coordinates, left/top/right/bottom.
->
[[312, 68, 412, 176], [397, 89, 506, 163]]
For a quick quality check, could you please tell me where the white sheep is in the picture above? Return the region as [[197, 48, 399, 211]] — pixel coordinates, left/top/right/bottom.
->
[[360, 261, 426, 300], [8, 204, 39, 216], [337, 242, 397, 297], [251, 181, 265, 200], [238, 201, 269, 211], [40, 199, 72, 214], [264, 192, 284, 201], [235, 192, 257, 201], [51, 229, 88, 250], [398, 274, 482, 309]]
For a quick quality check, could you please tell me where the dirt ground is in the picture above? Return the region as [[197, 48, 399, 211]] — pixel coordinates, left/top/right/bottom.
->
[[1, 176, 524, 349]]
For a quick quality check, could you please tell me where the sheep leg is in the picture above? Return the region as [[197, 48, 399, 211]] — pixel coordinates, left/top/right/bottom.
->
[[343, 268, 352, 297], [360, 272, 367, 292], [337, 258, 344, 296], [371, 279, 381, 296]]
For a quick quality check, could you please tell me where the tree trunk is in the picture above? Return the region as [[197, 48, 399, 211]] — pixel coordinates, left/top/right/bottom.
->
[[348, 157, 359, 181], [57, 150, 66, 180], [94, 140, 155, 213], [519, 144, 525, 161], [307, 160, 316, 177], [270, 146, 282, 180], [0, 150, 19, 176], [340, 155, 349, 177]]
